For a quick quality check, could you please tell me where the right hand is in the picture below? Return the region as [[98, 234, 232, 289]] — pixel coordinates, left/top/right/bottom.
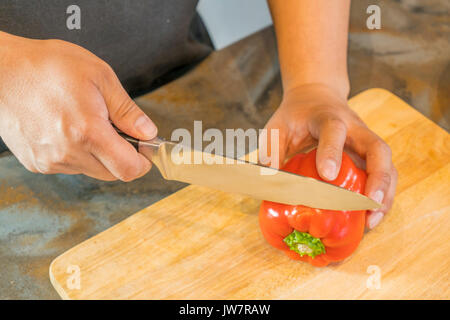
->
[[0, 32, 158, 181]]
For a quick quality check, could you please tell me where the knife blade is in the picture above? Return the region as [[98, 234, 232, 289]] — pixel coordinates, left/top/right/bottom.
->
[[116, 130, 381, 211]]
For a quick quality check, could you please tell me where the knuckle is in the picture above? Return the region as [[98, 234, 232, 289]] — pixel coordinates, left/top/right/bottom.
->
[[29, 167, 40, 174], [23, 163, 39, 174], [316, 111, 335, 123], [391, 166, 399, 182], [116, 160, 143, 182], [99, 61, 115, 81], [67, 122, 94, 146], [377, 171, 392, 188], [326, 118, 347, 133], [392, 166, 398, 178], [114, 98, 138, 120], [372, 139, 392, 157], [321, 144, 341, 158], [51, 149, 72, 166], [14, 153, 38, 173], [28, 149, 53, 174], [49, 39, 69, 46], [35, 161, 53, 174], [43, 39, 67, 50]]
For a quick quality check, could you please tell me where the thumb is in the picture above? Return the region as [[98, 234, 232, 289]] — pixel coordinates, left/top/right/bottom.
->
[[100, 69, 158, 140]]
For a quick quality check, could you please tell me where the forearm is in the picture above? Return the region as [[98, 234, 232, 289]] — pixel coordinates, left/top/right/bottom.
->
[[268, 0, 351, 99]]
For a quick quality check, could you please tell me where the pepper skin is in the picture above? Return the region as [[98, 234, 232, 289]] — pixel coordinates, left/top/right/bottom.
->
[[259, 149, 367, 267]]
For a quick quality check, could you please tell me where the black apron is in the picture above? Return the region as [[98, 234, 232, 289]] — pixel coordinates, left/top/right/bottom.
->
[[0, 0, 213, 152]]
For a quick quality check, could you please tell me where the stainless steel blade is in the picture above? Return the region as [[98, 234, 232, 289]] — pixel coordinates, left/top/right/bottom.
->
[[138, 139, 381, 211]]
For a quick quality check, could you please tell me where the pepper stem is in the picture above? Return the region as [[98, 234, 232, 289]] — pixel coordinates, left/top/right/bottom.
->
[[283, 230, 325, 258]]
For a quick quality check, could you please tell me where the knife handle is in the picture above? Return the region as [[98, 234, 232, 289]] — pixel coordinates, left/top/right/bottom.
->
[[113, 126, 140, 150], [112, 125, 165, 169]]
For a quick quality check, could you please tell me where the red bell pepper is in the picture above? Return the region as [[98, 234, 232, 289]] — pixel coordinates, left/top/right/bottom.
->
[[259, 149, 367, 267]]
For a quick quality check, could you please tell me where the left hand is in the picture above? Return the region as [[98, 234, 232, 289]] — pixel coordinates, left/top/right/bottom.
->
[[259, 83, 398, 229]]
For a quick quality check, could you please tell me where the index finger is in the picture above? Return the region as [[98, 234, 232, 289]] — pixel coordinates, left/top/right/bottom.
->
[[87, 120, 151, 182], [349, 126, 394, 207]]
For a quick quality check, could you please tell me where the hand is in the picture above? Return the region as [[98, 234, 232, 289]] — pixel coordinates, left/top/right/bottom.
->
[[259, 84, 398, 229], [0, 32, 157, 181]]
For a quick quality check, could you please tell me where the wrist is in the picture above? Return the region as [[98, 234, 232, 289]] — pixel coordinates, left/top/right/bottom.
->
[[283, 82, 350, 105], [284, 79, 350, 101]]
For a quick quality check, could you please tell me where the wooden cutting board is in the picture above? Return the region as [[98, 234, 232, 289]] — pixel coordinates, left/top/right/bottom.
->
[[49, 88, 450, 299]]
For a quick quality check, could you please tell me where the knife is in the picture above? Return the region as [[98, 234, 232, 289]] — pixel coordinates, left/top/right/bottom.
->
[[115, 128, 381, 211]]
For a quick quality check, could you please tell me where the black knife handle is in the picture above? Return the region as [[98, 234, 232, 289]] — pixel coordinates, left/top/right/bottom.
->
[[112, 126, 139, 150]]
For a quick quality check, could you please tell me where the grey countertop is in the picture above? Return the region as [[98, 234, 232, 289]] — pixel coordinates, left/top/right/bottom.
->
[[0, 0, 448, 299]]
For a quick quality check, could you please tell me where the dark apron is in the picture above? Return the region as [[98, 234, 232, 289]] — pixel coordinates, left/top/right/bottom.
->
[[0, 0, 213, 152]]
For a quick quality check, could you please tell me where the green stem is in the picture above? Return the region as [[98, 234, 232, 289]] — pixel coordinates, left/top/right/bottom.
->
[[283, 230, 325, 258]]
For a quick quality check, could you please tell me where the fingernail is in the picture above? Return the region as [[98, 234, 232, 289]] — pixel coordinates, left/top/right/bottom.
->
[[370, 190, 385, 204], [322, 159, 337, 180], [135, 115, 157, 139], [368, 211, 384, 229]]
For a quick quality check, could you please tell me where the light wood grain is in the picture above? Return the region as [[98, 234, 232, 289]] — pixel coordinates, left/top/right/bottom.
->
[[49, 88, 450, 299]]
